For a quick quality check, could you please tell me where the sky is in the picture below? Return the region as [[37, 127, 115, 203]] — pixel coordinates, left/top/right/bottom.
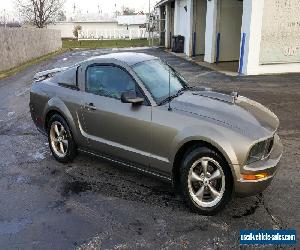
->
[[0, 0, 160, 21]]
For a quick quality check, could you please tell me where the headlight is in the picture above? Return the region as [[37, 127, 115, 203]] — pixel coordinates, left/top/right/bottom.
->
[[246, 137, 274, 164]]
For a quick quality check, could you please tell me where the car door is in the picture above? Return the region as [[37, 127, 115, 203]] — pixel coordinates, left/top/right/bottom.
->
[[80, 63, 152, 167]]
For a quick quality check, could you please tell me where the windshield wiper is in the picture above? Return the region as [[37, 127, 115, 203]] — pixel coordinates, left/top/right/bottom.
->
[[159, 87, 186, 106]]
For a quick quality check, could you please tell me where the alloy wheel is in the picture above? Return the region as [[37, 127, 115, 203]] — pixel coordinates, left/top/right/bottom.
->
[[188, 157, 225, 208], [49, 121, 69, 158]]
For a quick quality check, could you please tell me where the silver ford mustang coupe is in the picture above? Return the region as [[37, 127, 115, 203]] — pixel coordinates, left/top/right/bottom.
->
[[30, 52, 283, 215]]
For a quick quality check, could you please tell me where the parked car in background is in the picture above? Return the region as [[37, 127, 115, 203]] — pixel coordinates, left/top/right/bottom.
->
[[29, 53, 283, 215]]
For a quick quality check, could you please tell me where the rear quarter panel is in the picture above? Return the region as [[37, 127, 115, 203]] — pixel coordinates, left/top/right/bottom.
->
[[30, 80, 86, 146], [30, 81, 51, 132]]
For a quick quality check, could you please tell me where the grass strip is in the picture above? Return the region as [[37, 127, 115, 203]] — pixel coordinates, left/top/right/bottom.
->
[[62, 38, 159, 49]]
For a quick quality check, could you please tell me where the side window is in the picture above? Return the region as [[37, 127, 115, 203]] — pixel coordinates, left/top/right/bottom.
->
[[86, 65, 136, 99]]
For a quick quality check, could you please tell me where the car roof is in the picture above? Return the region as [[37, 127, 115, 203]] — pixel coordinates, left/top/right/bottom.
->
[[86, 52, 157, 66]]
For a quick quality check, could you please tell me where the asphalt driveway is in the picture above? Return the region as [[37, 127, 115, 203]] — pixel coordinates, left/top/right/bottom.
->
[[0, 48, 299, 249]]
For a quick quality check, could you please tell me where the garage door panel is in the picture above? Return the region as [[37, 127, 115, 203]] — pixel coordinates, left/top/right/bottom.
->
[[219, 0, 243, 62]]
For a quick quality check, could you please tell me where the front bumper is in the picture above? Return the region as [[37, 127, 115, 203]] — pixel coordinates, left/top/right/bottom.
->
[[233, 133, 283, 197]]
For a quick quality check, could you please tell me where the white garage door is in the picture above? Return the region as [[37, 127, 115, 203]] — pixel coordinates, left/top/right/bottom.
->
[[218, 0, 243, 62]]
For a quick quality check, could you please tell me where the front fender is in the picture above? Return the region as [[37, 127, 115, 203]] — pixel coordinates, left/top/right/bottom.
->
[[169, 124, 251, 182]]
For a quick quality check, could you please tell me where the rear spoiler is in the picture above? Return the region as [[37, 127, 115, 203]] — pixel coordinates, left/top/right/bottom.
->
[[33, 67, 69, 82]]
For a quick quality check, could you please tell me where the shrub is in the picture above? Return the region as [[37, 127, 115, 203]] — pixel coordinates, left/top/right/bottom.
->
[[73, 25, 82, 38]]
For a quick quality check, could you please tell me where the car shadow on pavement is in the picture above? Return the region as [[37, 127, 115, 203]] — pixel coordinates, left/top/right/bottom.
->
[[55, 152, 284, 227]]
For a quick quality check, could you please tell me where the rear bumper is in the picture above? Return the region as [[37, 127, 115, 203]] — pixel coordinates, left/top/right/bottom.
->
[[233, 133, 283, 197]]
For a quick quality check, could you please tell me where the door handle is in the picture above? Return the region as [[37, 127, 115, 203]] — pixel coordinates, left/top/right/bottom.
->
[[84, 103, 96, 111]]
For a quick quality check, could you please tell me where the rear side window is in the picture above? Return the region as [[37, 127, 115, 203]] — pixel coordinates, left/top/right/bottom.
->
[[86, 65, 136, 99]]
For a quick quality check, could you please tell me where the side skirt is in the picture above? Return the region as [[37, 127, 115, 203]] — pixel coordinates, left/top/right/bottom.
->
[[78, 148, 172, 183]]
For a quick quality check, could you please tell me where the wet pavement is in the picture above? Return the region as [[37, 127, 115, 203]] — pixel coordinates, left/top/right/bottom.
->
[[0, 47, 299, 249]]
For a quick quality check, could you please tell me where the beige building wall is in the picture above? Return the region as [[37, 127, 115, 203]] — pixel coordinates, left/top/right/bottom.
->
[[47, 22, 145, 39], [47, 22, 119, 38], [47, 22, 76, 38], [260, 0, 300, 64], [0, 28, 62, 72]]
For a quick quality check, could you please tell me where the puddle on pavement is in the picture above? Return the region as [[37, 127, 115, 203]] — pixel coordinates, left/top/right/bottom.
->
[[63, 165, 184, 209], [232, 194, 262, 218], [50, 169, 61, 175], [61, 180, 92, 197]]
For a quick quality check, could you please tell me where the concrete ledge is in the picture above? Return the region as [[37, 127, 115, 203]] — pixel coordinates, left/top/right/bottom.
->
[[0, 28, 62, 72]]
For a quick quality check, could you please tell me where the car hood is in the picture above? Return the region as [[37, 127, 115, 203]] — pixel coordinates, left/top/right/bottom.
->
[[170, 90, 279, 139]]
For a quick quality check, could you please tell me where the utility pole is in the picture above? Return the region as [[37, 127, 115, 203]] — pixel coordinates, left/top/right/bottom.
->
[[4, 9, 6, 28], [148, 0, 151, 46]]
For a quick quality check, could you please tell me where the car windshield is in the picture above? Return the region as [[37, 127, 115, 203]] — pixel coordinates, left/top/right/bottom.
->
[[132, 59, 187, 104]]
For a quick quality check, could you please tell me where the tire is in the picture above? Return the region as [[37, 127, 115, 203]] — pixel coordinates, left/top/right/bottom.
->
[[180, 146, 233, 215], [47, 114, 77, 163]]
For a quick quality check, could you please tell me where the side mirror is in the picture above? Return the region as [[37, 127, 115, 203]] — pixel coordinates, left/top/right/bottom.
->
[[121, 91, 144, 105]]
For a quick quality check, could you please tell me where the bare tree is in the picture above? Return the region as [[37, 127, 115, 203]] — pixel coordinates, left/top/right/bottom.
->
[[16, 0, 65, 28], [57, 10, 66, 21]]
